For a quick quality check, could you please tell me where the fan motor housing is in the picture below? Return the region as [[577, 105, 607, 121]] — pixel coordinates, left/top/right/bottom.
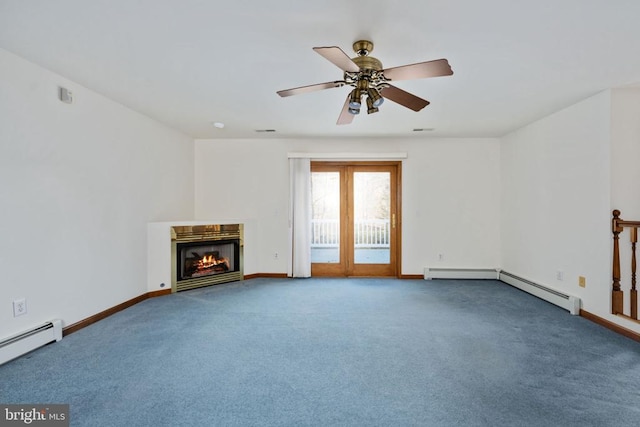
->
[[352, 56, 383, 71]]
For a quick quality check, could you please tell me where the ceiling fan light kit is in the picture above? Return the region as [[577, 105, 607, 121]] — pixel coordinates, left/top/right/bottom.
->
[[366, 96, 379, 114], [277, 40, 453, 125]]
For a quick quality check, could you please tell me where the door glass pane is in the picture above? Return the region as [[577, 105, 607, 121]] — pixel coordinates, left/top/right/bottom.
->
[[353, 172, 390, 264], [311, 172, 340, 263]]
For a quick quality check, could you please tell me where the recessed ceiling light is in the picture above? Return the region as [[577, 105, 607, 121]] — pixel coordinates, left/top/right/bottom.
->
[[413, 128, 434, 132], [213, 122, 225, 129], [255, 129, 276, 133]]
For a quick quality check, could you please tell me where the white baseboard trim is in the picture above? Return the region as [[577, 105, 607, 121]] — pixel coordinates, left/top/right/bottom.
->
[[0, 320, 62, 365], [499, 270, 581, 315], [424, 267, 500, 280], [422, 267, 582, 316]]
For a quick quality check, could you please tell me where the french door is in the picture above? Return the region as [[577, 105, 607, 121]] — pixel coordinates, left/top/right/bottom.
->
[[310, 162, 400, 277]]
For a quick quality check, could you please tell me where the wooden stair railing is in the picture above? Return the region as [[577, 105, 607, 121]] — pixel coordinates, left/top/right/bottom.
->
[[612, 210, 639, 320]]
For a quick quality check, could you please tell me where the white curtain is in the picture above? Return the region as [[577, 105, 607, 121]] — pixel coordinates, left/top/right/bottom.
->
[[288, 158, 311, 277]]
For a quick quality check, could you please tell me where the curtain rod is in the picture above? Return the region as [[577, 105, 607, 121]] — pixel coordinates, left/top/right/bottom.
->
[[287, 152, 407, 159]]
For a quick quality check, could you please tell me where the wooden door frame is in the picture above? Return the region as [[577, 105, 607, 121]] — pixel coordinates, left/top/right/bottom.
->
[[310, 160, 402, 278], [309, 163, 348, 277]]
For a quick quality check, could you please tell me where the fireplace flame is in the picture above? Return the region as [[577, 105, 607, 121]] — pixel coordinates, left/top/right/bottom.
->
[[197, 254, 229, 271], [183, 248, 232, 279]]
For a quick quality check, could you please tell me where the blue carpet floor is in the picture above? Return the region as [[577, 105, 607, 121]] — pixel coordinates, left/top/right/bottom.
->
[[1, 278, 639, 426]]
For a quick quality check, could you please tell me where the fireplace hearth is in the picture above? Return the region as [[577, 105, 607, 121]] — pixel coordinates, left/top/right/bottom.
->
[[171, 224, 243, 292]]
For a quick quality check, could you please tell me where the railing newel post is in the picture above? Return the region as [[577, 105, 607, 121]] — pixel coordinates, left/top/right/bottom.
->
[[631, 226, 637, 319], [612, 210, 624, 315]]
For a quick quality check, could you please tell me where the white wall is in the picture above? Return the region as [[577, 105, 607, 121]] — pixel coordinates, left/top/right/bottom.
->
[[610, 88, 640, 323], [194, 138, 501, 275], [611, 88, 640, 217], [0, 49, 194, 339], [500, 90, 640, 333]]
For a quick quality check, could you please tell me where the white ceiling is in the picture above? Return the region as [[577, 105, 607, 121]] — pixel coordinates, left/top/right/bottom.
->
[[2, 0, 640, 139]]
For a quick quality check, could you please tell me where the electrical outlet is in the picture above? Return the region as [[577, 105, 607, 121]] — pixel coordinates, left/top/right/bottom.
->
[[274, 252, 279, 259], [438, 253, 444, 261], [13, 298, 27, 317], [579, 276, 586, 288], [556, 270, 564, 281]]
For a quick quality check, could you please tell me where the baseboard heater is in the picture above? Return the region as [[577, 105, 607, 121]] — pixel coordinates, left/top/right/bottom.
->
[[0, 320, 63, 365], [499, 271, 580, 315], [424, 267, 500, 280]]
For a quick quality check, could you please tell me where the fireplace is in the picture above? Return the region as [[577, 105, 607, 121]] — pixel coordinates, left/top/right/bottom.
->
[[171, 224, 243, 292]]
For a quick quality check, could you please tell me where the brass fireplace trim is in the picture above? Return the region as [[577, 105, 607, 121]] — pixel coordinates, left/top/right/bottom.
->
[[171, 224, 244, 292]]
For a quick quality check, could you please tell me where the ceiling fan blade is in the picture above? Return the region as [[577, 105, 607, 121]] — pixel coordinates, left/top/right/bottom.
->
[[383, 58, 453, 81], [380, 85, 430, 112], [277, 81, 345, 97], [337, 94, 355, 125], [313, 46, 360, 73]]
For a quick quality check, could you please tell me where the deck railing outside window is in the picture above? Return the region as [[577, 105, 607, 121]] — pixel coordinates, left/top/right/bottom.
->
[[311, 219, 390, 248]]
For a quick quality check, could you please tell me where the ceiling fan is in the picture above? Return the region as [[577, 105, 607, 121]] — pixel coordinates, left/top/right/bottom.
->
[[277, 40, 453, 125]]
